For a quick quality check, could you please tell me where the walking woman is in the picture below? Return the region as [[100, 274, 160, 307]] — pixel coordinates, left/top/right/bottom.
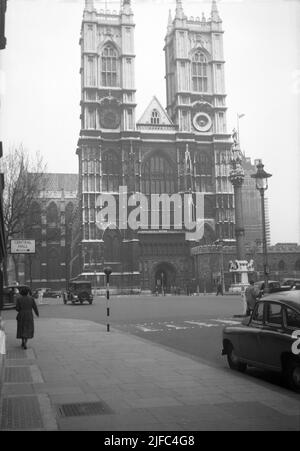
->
[[16, 286, 39, 349]]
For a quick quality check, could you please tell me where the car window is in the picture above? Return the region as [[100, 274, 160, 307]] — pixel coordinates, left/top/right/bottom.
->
[[285, 308, 300, 329], [252, 302, 264, 323], [266, 303, 283, 326]]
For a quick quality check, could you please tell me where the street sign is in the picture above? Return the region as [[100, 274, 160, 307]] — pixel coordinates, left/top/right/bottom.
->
[[10, 239, 35, 254]]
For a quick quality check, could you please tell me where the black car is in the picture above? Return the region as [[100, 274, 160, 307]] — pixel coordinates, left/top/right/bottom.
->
[[65, 281, 93, 305], [42, 289, 62, 299], [254, 280, 282, 295], [222, 291, 300, 392], [282, 279, 300, 290]]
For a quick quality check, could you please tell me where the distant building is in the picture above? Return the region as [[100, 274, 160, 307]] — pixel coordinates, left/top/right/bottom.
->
[[242, 157, 271, 246], [192, 242, 300, 293], [70, 0, 239, 293], [9, 174, 78, 290]]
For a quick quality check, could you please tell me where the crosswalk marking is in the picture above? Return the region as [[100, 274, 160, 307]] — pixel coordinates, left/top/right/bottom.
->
[[184, 321, 219, 328], [212, 319, 242, 326], [135, 325, 162, 332], [165, 324, 189, 330], [132, 318, 242, 333]]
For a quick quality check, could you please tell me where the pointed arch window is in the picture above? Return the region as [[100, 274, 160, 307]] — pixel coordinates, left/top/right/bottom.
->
[[151, 109, 160, 125], [46, 202, 59, 226], [101, 45, 118, 87], [142, 154, 176, 195], [102, 151, 121, 192], [192, 51, 208, 92], [104, 230, 121, 263]]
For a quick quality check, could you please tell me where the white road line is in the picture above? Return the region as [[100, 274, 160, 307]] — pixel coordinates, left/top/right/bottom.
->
[[164, 324, 189, 330], [184, 321, 219, 328], [135, 325, 161, 332], [212, 319, 241, 325]]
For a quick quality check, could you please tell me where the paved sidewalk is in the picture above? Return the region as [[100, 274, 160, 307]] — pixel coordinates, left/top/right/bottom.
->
[[0, 318, 299, 431]]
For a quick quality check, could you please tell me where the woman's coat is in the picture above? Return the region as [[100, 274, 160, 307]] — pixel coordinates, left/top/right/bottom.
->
[[16, 295, 39, 339]]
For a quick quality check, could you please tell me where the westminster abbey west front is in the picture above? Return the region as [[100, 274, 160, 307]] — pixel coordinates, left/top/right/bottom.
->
[[70, 0, 236, 294]]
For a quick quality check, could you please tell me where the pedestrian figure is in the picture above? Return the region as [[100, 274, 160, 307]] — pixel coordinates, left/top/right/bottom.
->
[[16, 286, 39, 350], [245, 280, 259, 316], [216, 282, 223, 296], [38, 290, 43, 305]]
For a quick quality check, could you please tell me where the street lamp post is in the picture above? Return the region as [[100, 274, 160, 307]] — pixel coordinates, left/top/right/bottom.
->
[[229, 129, 249, 314], [251, 160, 272, 294]]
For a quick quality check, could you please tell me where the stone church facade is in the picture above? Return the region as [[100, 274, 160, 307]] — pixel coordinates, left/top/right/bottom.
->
[[70, 0, 238, 293]]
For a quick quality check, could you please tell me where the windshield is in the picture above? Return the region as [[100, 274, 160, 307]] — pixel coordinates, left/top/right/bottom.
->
[[69, 283, 91, 291]]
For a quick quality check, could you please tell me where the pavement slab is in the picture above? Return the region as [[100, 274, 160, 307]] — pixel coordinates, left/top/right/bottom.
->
[[0, 318, 299, 431]]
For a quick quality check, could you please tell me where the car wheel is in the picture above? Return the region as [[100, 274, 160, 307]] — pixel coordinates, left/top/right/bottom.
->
[[89, 301, 92, 305], [285, 360, 300, 393], [72, 301, 75, 305], [227, 345, 247, 373]]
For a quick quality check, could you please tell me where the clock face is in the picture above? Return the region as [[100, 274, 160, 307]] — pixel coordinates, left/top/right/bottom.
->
[[100, 108, 120, 129], [193, 112, 212, 132]]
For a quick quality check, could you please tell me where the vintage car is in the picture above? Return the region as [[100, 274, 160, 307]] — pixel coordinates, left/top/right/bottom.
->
[[3, 285, 32, 308], [222, 291, 300, 392], [65, 281, 93, 305], [254, 280, 282, 295], [42, 288, 62, 299], [281, 279, 300, 290]]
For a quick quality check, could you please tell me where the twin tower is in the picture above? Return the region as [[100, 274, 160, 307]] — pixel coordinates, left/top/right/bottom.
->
[[71, 0, 234, 293]]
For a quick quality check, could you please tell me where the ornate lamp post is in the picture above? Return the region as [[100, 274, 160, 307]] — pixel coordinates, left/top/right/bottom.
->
[[229, 130, 250, 314], [251, 160, 272, 294]]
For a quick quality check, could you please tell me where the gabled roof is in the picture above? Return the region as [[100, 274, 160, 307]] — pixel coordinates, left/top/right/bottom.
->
[[38, 173, 78, 192], [137, 96, 174, 126]]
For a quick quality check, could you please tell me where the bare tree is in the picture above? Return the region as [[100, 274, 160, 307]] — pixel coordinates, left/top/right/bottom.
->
[[1, 145, 46, 284]]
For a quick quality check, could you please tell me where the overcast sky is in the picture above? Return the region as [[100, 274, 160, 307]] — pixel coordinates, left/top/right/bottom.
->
[[0, 0, 299, 245]]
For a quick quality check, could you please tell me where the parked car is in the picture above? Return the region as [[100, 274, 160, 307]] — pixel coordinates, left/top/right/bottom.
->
[[292, 281, 300, 290], [42, 289, 61, 299], [281, 279, 300, 290], [254, 280, 282, 295], [65, 281, 93, 305], [222, 291, 300, 392], [2, 285, 32, 308]]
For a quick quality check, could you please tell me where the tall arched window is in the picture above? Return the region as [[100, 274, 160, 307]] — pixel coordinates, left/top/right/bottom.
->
[[295, 260, 300, 271], [278, 260, 285, 271], [103, 230, 121, 263], [192, 51, 208, 92], [47, 249, 60, 281], [30, 202, 42, 226], [151, 109, 160, 125], [101, 45, 118, 87], [142, 154, 176, 195], [102, 151, 121, 192], [46, 202, 59, 225]]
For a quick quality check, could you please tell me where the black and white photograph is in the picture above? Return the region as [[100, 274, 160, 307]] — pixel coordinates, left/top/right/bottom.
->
[[0, 0, 299, 434]]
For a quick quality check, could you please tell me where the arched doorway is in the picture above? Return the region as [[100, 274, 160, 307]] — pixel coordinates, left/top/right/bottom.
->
[[154, 262, 176, 294]]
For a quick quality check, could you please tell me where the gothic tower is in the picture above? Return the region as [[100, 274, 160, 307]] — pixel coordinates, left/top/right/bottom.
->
[[80, 0, 136, 133], [164, 0, 235, 242], [72, 0, 140, 290]]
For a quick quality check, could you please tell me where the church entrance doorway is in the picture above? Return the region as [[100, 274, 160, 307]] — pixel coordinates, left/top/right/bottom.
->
[[154, 262, 176, 295]]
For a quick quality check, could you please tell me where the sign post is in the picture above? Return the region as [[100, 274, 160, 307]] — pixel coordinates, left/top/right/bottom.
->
[[104, 267, 112, 332]]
